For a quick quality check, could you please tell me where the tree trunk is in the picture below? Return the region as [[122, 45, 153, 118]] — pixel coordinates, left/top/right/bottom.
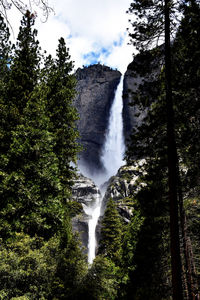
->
[[165, 0, 183, 299], [178, 177, 193, 299]]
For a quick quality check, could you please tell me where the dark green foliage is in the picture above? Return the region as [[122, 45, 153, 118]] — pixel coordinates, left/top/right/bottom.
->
[[44, 37, 81, 198], [0, 230, 87, 299], [7, 11, 40, 116], [0, 14, 11, 179], [122, 165, 171, 299], [0, 84, 64, 239], [172, 1, 200, 194], [124, 0, 200, 298], [0, 233, 58, 299], [0, 13, 10, 81], [0, 12, 87, 299], [51, 219, 87, 300], [79, 256, 119, 300], [185, 198, 200, 282], [0, 12, 81, 241], [98, 198, 123, 264], [0, 13, 64, 239]]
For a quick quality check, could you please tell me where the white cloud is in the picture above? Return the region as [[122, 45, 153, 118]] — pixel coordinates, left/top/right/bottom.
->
[[6, 0, 135, 73]]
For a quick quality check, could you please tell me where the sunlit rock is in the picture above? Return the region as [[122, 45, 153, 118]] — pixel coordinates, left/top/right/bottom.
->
[[71, 173, 101, 260]]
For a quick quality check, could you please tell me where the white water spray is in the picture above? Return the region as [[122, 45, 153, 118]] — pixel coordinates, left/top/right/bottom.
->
[[101, 75, 125, 181], [81, 75, 125, 264], [82, 189, 101, 264]]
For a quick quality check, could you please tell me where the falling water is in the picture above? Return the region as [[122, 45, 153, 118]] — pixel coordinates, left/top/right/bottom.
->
[[101, 75, 125, 181], [82, 75, 125, 264], [82, 189, 101, 264]]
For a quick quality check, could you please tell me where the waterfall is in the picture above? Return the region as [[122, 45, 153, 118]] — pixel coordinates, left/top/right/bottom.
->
[[100, 75, 125, 182], [81, 75, 125, 264], [82, 189, 101, 264]]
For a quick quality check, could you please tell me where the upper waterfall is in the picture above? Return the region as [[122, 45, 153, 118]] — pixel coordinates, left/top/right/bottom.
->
[[100, 75, 125, 182]]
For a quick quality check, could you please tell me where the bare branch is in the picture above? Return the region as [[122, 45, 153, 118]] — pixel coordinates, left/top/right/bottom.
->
[[0, 0, 54, 26]]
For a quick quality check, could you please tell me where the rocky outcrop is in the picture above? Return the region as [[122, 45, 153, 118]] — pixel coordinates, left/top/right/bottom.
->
[[102, 161, 147, 223], [74, 64, 121, 175], [72, 174, 100, 205], [71, 174, 101, 253]]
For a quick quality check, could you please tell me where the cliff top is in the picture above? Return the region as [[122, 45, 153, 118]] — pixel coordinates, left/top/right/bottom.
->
[[76, 63, 121, 80]]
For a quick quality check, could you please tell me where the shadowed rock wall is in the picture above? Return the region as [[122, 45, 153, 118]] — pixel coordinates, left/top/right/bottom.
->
[[74, 64, 121, 175]]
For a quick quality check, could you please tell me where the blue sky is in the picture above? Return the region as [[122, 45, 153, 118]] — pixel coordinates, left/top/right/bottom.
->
[[7, 0, 134, 73]]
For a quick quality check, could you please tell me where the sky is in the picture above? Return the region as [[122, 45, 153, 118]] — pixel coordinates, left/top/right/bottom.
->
[[7, 0, 134, 73]]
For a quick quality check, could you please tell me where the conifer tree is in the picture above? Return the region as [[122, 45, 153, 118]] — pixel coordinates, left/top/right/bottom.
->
[[44, 37, 80, 201], [80, 256, 119, 300], [172, 2, 200, 297], [0, 83, 64, 239], [0, 14, 11, 170], [7, 11, 40, 113], [98, 198, 123, 264], [0, 13, 10, 80], [0, 12, 87, 299], [4, 10, 40, 158], [127, 1, 184, 298]]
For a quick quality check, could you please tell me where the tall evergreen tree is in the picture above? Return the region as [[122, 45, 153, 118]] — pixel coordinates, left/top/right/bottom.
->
[[172, 2, 200, 297], [2, 10, 40, 160], [7, 10, 40, 114], [0, 12, 88, 299], [127, 1, 184, 297], [0, 13, 10, 80], [0, 83, 65, 239], [98, 198, 123, 264], [0, 13, 11, 174], [44, 37, 80, 201]]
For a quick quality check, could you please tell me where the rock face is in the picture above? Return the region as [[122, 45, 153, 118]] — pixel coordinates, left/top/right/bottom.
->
[[74, 64, 121, 175], [72, 55, 162, 254], [71, 174, 101, 253], [123, 50, 163, 144], [102, 162, 147, 223]]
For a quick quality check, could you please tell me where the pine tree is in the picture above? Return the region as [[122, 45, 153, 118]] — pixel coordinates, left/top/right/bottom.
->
[[0, 83, 64, 239], [0, 13, 10, 81], [98, 198, 123, 264], [79, 256, 119, 300], [0, 12, 88, 299], [121, 164, 171, 299], [44, 37, 80, 201], [172, 2, 200, 297], [127, 1, 184, 298], [52, 217, 87, 299], [7, 11, 40, 115], [2, 10, 41, 161], [0, 14, 11, 178]]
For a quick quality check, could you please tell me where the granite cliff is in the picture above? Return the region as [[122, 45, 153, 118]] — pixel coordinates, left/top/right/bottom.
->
[[72, 58, 162, 256], [74, 64, 121, 175], [123, 49, 163, 143]]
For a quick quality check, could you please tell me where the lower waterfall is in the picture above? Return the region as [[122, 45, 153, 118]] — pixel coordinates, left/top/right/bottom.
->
[[82, 75, 125, 263], [82, 189, 102, 264]]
